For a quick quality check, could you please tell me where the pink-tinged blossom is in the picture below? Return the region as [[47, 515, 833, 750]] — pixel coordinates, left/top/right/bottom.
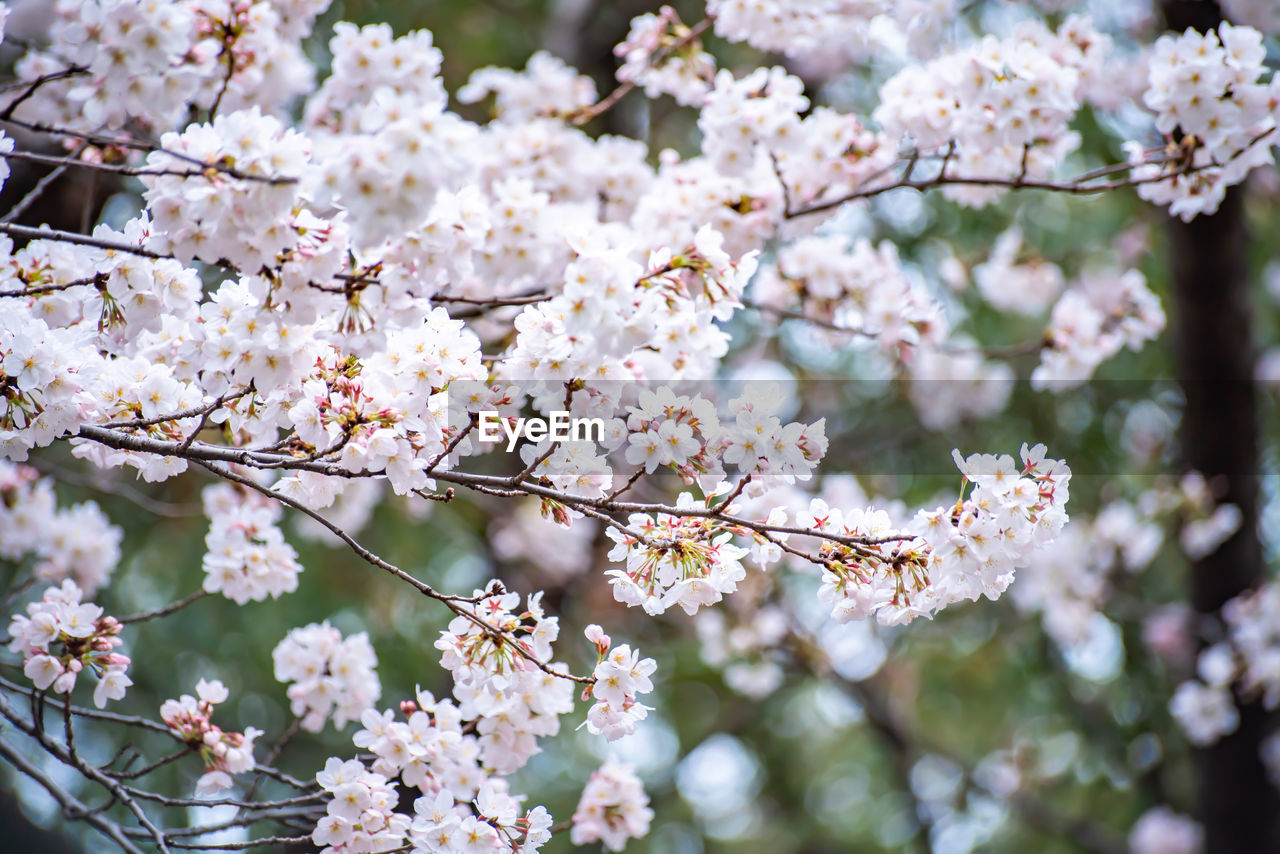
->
[[142, 107, 310, 269], [0, 461, 121, 595], [1033, 270, 1165, 390], [273, 621, 381, 732], [584, 630, 657, 742], [615, 7, 715, 107], [1129, 23, 1278, 220], [161, 678, 262, 797], [571, 759, 653, 851], [814, 445, 1071, 626], [874, 18, 1105, 207], [201, 483, 303, 604], [312, 758, 410, 854], [7, 579, 130, 708], [432, 586, 574, 771]]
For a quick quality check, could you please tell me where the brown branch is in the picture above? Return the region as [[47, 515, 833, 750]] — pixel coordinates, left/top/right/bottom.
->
[[2, 147, 297, 184], [73, 424, 905, 556], [0, 272, 107, 298], [788, 150, 1205, 220], [0, 692, 174, 853], [742, 299, 873, 336], [0, 222, 166, 258], [568, 16, 713, 127], [118, 590, 211, 625], [0, 67, 88, 121], [166, 837, 314, 851], [0, 115, 299, 184], [186, 457, 596, 687]]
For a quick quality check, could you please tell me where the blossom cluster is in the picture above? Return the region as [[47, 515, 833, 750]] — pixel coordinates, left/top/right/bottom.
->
[[696, 65, 896, 210], [1130, 23, 1279, 221], [1032, 269, 1165, 390], [0, 460, 121, 594], [751, 234, 945, 355], [614, 6, 714, 106], [347, 689, 557, 852], [875, 17, 1108, 207], [1129, 806, 1204, 854], [1171, 580, 1280, 748], [409, 783, 552, 854], [584, 625, 658, 741], [6, 579, 131, 708], [272, 620, 382, 732], [11, 0, 319, 132], [706, 0, 955, 62], [142, 107, 309, 269], [201, 482, 304, 604], [315, 687, 642, 854], [0, 221, 205, 472], [312, 757, 410, 854], [971, 228, 1064, 317], [320, 680, 630, 854], [433, 585, 578, 770], [161, 678, 263, 797], [570, 758, 654, 852], [482, 381, 830, 522], [496, 226, 756, 395], [459, 51, 595, 122], [815, 444, 1071, 626], [604, 493, 752, 617]]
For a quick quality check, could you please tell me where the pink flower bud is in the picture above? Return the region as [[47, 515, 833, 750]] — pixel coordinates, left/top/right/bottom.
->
[[584, 624, 611, 653]]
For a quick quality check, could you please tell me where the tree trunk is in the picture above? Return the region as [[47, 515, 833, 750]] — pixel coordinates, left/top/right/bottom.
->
[[1163, 4, 1277, 851]]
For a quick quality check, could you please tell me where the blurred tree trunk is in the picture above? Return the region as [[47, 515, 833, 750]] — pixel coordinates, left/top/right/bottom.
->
[[1163, 3, 1278, 852], [0, 790, 78, 854]]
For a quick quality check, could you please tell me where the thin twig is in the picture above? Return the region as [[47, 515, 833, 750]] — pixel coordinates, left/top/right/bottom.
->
[[0, 271, 107, 298], [3, 147, 296, 183], [185, 457, 596, 687], [569, 17, 713, 126], [118, 590, 211, 625], [2, 141, 91, 224]]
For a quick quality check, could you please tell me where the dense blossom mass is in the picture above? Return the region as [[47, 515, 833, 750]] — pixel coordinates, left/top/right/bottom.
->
[[273, 620, 383, 732], [0, 0, 1275, 851]]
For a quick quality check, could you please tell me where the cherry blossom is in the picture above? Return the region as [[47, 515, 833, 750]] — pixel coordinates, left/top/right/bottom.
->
[[161, 678, 262, 797], [272, 620, 381, 732], [6, 579, 131, 708], [201, 482, 304, 604], [0, 460, 121, 594], [571, 758, 654, 852]]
